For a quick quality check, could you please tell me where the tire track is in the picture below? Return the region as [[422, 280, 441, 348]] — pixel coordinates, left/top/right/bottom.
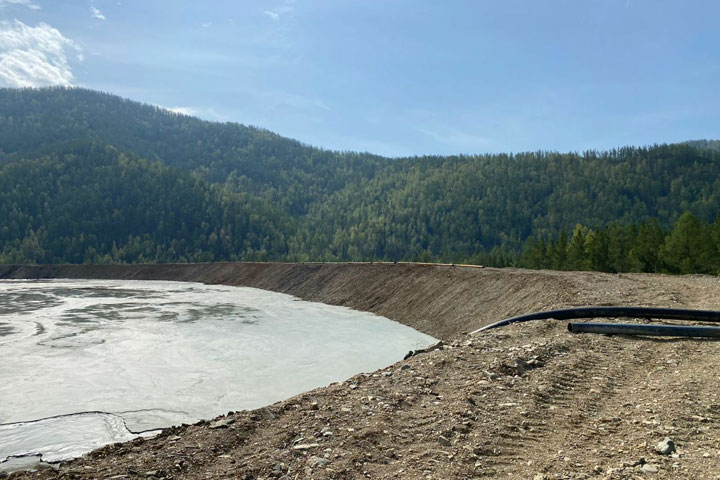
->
[[477, 332, 660, 476]]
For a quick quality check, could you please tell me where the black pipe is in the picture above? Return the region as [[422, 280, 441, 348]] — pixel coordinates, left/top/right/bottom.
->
[[470, 306, 720, 334], [568, 322, 720, 337]]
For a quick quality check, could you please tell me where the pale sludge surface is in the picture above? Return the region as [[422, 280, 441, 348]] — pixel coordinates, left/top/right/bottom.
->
[[0, 280, 436, 464]]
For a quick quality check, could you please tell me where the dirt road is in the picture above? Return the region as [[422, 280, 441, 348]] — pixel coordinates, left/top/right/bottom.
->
[[3, 264, 720, 479]]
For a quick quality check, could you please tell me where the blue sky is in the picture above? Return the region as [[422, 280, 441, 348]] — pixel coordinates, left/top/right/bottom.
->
[[0, 0, 718, 157]]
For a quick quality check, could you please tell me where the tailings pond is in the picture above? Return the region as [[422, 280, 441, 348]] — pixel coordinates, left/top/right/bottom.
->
[[0, 279, 436, 465]]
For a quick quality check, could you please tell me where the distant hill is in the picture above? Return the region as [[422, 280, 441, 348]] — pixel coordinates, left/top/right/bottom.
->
[[1, 87, 719, 264]]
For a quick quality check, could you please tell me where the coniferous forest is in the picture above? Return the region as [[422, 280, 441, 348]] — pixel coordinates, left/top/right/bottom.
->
[[1, 87, 719, 274]]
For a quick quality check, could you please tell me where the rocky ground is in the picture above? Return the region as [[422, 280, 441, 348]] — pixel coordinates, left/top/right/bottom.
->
[[3, 264, 720, 479]]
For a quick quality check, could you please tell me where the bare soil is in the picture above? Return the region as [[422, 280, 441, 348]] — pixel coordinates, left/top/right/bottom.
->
[[3, 263, 720, 479]]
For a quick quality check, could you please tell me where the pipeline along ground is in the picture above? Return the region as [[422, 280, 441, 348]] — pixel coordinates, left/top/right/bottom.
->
[[2, 263, 720, 479]]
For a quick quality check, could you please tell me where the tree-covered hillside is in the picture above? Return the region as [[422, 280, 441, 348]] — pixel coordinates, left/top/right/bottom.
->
[[293, 145, 720, 261], [0, 142, 290, 263], [0, 87, 383, 215], [1, 87, 719, 268]]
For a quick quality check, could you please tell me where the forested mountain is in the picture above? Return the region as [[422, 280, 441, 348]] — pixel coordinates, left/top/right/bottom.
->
[[0, 87, 383, 215], [1, 87, 719, 269], [0, 142, 290, 263], [294, 146, 720, 261]]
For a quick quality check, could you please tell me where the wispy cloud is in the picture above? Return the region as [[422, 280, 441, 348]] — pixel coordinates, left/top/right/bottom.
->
[[91, 6, 106, 20], [0, 20, 82, 88], [264, 90, 331, 113], [200, 21, 212, 28], [0, 0, 40, 10], [263, 2, 294, 21], [416, 126, 489, 150], [161, 105, 227, 122]]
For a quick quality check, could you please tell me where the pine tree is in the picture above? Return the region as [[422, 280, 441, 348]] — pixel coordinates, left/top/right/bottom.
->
[[660, 212, 718, 274]]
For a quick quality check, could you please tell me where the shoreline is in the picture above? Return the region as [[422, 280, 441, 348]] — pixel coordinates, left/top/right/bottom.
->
[[0, 262, 588, 340]]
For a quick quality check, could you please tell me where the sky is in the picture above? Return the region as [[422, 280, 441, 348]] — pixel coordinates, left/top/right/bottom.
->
[[0, 0, 718, 157]]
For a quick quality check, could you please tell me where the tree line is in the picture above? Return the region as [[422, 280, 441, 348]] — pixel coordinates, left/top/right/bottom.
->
[[513, 212, 720, 274]]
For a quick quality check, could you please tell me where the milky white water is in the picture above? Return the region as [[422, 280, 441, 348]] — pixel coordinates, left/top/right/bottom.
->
[[0, 279, 436, 464]]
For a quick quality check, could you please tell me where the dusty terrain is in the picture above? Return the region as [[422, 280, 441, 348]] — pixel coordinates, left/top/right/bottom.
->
[[2, 263, 720, 479]]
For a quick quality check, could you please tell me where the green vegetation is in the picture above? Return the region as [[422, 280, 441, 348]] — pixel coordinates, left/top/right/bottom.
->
[[1, 87, 719, 272], [0, 143, 290, 263], [517, 213, 720, 274], [685, 139, 720, 153]]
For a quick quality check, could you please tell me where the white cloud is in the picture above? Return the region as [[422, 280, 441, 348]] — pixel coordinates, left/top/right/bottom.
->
[[91, 6, 106, 20], [0, 20, 82, 88], [165, 106, 198, 116], [263, 10, 280, 20], [200, 21, 212, 28], [0, 0, 41, 10]]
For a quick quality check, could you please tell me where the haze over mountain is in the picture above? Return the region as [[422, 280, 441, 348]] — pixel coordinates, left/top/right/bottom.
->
[[1, 87, 719, 267]]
